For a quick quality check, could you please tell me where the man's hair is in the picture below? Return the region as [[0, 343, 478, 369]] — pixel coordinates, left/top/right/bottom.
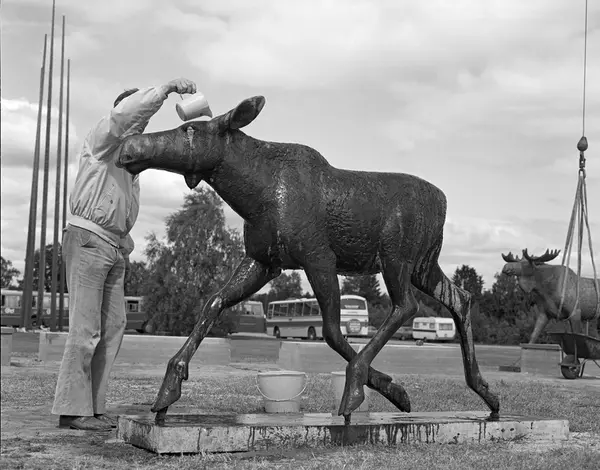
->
[[113, 88, 140, 108]]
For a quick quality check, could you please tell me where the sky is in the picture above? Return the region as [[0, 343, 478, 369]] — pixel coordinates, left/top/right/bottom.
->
[[1, 0, 599, 295]]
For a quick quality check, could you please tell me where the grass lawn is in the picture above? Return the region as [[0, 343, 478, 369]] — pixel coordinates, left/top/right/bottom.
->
[[1, 358, 599, 469]]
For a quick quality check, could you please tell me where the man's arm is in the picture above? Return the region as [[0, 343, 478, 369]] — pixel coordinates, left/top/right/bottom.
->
[[88, 78, 197, 161]]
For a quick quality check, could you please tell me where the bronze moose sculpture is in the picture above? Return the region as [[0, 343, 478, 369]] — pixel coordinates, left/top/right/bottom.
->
[[501, 249, 600, 344], [117, 96, 500, 423]]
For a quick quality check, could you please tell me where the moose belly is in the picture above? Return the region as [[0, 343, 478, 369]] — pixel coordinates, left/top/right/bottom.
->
[[335, 252, 382, 275]]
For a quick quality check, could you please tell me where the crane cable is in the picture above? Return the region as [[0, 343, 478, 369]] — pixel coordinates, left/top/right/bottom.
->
[[557, 0, 600, 327]]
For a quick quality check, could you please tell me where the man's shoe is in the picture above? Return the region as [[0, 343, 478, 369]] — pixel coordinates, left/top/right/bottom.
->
[[58, 416, 112, 431], [94, 414, 117, 428]]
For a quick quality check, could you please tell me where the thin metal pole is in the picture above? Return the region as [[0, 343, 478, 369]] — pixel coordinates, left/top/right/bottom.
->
[[37, 0, 56, 325], [50, 15, 66, 331], [59, 59, 70, 332], [22, 35, 48, 329]]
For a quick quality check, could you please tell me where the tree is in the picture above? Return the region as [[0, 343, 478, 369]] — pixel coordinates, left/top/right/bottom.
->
[[16, 244, 66, 293], [251, 271, 307, 312], [1, 256, 20, 289], [468, 272, 548, 345], [481, 272, 530, 322], [452, 264, 484, 300], [341, 274, 383, 305], [124, 260, 149, 296], [269, 271, 303, 299], [142, 186, 245, 336]]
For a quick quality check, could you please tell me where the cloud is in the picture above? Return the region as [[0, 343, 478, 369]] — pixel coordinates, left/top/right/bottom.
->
[[2, 0, 155, 24], [2, 0, 599, 300], [0, 164, 79, 273], [1, 97, 79, 169], [438, 214, 600, 286], [64, 29, 102, 60], [154, 0, 599, 93]]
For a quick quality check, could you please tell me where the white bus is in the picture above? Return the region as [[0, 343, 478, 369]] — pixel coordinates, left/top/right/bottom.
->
[[266, 295, 369, 340], [412, 317, 456, 342]]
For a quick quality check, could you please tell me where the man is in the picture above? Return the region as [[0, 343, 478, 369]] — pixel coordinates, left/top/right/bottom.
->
[[52, 78, 197, 431]]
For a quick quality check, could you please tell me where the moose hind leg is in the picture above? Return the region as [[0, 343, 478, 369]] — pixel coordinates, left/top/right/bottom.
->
[[303, 254, 411, 417], [342, 262, 418, 417], [417, 263, 500, 417], [152, 257, 279, 419]]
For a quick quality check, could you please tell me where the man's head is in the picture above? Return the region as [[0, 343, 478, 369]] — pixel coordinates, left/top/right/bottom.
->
[[113, 88, 140, 108]]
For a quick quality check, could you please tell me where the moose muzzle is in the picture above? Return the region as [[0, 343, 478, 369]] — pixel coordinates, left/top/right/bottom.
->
[[117, 132, 203, 189]]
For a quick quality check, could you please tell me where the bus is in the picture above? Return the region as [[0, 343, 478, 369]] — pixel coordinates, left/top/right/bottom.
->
[[412, 317, 456, 342], [230, 300, 266, 334], [1, 289, 148, 333], [1, 289, 64, 328], [124, 296, 146, 332], [265, 295, 369, 340]]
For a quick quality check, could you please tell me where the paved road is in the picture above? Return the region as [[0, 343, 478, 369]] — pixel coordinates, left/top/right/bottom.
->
[[12, 330, 520, 371], [8, 330, 600, 382], [275, 339, 523, 377], [10, 330, 142, 354], [12, 331, 519, 366], [349, 337, 522, 369]]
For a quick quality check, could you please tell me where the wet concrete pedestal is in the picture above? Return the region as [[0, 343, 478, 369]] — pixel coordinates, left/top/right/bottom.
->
[[117, 411, 569, 454]]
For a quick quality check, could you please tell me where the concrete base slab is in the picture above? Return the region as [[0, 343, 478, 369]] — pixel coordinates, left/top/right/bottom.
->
[[117, 411, 569, 454]]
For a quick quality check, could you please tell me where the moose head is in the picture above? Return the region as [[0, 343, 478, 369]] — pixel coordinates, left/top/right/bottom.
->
[[117, 96, 266, 189], [501, 248, 561, 292]]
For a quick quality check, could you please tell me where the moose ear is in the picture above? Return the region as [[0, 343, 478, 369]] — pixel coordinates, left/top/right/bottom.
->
[[227, 96, 265, 130]]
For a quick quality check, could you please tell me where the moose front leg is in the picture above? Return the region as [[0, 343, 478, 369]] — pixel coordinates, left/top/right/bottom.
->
[[529, 304, 550, 344], [152, 257, 279, 423]]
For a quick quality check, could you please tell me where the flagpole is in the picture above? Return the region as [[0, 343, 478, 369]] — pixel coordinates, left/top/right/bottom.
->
[[37, 0, 56, 325], [58, 58, 71, 332], [22, 35, 48, 329], [50, 14, 66, 331]]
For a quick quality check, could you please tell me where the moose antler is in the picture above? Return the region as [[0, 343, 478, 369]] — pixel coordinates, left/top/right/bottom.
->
[[522, 248, 561, 264], [501, 252, 521, 262]]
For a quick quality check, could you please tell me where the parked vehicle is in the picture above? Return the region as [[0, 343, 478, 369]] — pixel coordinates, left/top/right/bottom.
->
[[411, 316, 456, 342], [124, 296, 146, 332], [393, 323, 413, 340], [231, 300, 267, 334], [1, 289, 64, 329], [1, 289, 148, 333], [266, 295, 369, 340]]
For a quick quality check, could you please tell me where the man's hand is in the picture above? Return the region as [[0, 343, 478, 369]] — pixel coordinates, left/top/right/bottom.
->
[[164, 78, 197, 96]]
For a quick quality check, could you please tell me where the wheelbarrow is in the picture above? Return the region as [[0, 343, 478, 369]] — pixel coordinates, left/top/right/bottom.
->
[[548, 332, 600, 380]]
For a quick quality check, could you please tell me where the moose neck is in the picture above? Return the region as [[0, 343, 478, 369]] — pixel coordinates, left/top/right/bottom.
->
[[203, 131, 273, 223]]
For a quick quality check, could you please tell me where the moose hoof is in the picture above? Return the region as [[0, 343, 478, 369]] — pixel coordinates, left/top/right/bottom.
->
[[386, 382, 411, 413], [338, 383, 365, 417], [155, 407, 168, 425], [151, 359, 188, 413]]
